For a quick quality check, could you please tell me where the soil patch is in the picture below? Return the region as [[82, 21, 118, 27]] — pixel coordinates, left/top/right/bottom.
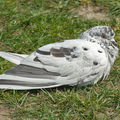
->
[[0, 101, 11, 120], [70, 5, 109, 21]]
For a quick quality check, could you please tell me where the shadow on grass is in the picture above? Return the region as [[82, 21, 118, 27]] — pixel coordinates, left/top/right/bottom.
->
[[16, 84, 94, 95]]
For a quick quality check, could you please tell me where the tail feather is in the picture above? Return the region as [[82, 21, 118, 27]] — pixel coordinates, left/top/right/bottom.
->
[[0, 74, 61, 90], [0, 52, 28, 65]]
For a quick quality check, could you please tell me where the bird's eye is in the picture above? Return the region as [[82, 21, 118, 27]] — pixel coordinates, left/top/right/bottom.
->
[[101, 35, 105, 38]]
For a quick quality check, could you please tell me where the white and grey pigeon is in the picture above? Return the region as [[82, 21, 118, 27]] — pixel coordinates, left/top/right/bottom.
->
[[0, 26, 118, 90]]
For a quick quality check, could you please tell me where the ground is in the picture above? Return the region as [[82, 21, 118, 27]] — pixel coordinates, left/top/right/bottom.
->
[[71, 5, 109, 21], [0, 0, 120, 120], [0, 103, 11, 120]]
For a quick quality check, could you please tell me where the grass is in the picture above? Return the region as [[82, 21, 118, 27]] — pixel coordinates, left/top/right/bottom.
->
[[0, 0, 120, 120]]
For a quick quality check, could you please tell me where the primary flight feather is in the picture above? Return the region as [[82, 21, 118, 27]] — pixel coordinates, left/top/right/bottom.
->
[[0, 26, 118, 90]]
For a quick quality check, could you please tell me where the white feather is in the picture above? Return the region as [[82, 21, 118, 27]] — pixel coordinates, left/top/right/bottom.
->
[[0, 52, 28, 64]]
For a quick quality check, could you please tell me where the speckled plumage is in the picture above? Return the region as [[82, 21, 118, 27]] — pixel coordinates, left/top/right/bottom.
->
[[0, 26, 118, 90]]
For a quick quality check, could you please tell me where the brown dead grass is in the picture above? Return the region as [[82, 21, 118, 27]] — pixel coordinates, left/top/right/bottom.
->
[[70, 5, 110, 21], [0, 101, 11, 120]]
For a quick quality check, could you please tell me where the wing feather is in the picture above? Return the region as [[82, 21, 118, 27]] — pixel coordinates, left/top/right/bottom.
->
[[0, 39, 109, 89]]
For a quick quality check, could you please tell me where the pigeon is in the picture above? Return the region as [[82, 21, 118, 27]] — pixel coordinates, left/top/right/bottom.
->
[[0, 26, 118, 90]]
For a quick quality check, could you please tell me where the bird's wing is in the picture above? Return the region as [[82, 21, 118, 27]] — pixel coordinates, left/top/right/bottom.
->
[[0, 52, 28, 65], [0, 39, 109, 90]]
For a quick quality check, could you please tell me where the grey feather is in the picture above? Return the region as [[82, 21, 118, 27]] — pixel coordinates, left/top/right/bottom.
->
[[5, 64, 60, 79], [36, 50, 50, 55], [0, 79, 57, 87]]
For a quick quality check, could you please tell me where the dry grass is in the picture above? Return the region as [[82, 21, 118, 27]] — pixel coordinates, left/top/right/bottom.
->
[[70, 5, 109, 21], [0, 100, 11, 120]]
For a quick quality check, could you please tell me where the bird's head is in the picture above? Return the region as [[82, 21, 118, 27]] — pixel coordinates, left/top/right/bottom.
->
[[80, 26, 115, 45], [79, 26, 119, 64], [86, 26, 114, 39]]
